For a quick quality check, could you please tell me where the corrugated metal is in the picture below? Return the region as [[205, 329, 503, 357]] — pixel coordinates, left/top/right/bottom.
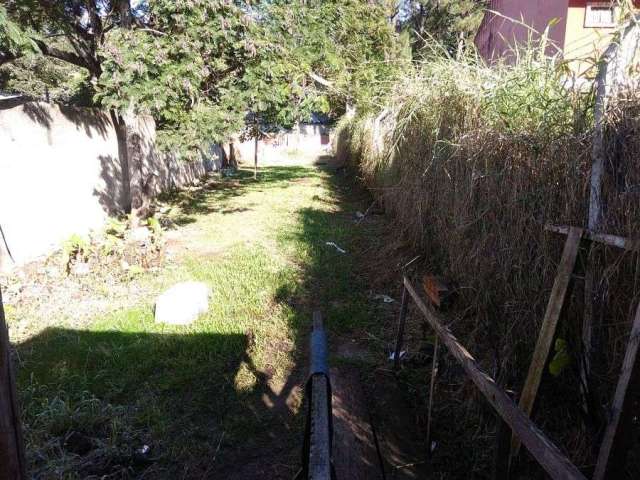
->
[[475, 0, 570, 63]]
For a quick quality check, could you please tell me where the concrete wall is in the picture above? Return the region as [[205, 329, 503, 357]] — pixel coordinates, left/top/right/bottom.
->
[[235, 123, 332, 164], [0, 101, 208, 269]]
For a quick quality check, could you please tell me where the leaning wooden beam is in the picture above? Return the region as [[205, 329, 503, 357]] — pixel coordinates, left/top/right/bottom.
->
[[593, 302, 640, 480], [546, 224, 640, 252], [510, 227, 582, 460], [403, 277, 586, 480], [0, 287, 26, 479]]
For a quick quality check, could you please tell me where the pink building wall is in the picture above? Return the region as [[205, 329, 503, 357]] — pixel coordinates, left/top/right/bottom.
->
[[475, 0, 570, 63]]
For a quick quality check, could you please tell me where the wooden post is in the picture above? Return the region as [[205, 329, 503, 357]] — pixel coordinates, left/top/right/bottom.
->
[[593, 302, 640, 480], [510, 228, 582, 460], [393, 286, 409, 371], [0, 286, 26, 479], [403, 277, 586, 480], [584, 19, 640, 417]]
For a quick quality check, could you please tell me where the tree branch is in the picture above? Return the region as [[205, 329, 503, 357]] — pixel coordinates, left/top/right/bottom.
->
[[32, 38, 92, 71], [309, 72, 333, 88]]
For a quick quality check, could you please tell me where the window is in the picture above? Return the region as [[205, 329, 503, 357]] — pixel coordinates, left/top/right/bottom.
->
[[585, 2, 618, 28]]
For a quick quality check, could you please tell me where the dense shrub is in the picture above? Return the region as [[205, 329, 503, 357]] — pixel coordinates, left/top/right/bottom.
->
[[337, 47, 640, 471]]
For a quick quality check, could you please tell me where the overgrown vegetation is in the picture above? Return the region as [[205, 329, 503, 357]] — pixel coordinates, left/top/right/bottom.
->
[[336, 40, 640, 475]]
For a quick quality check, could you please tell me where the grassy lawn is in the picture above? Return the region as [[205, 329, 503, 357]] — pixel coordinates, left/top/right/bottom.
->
[[10, 166, 374, 479]]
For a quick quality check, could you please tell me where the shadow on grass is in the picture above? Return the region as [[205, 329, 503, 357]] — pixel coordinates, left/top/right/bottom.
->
[[15, 164, 378, 479], [159, 166, 313, 227], [17, 327, 301, 479]]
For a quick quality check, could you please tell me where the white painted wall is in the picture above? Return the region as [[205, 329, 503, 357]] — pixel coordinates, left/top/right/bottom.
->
[[0, 102, 122, 268], [0, 102, 208, 270]]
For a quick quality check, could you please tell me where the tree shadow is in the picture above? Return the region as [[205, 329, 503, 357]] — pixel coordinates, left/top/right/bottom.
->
[[0, 100, 113, 139], [93, 154, 129, 215], [15, 164, 385, 479], [16, 327, 303, 479], [159, 166, 314, 227], [58, 105, 112, 139]]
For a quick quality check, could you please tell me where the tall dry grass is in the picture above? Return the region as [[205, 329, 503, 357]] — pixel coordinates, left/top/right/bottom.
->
[[337, 45, 640, 472]]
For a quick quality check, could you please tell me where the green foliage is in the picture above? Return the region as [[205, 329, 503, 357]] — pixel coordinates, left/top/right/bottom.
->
[[263, 0, 407, 115], [0, 4, 37, 57], [105, 217, 127, 239], [4, 0, 406, 152], [62, 233, 90, 269], [146, 216, 162, 239], [97, 0, 252, 152], [398, 0, 487, 56], [549, 338, 570, 377], [0, 54, 91, 103]]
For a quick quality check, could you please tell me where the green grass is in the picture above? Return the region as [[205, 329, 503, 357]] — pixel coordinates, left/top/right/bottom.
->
[[13, 166, 373, 478]]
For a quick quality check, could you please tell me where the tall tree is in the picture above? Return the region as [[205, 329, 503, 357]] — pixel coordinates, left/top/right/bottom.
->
[[1, 0, 406, 151], [397, 0, 487, 56], [0, 1, 144, 100], [97, 0, 253, 152]]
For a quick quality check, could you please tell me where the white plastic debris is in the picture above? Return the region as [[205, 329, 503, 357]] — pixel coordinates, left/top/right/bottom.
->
[[325, 242, 346, 254], [139, 445, 150, 455], [374, 294, 395, 303], [355, 211, 365, 219], [388, 350, 406, 361], [154, 281, 210, 325]]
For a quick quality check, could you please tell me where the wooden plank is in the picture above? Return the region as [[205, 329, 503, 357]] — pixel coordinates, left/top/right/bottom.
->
[[0, 287, 26, 479], [309, 374, 331, 480], [593, 302, 640, 480], [403, 277, 586, 480], [546, 224, 640, 252], [331, 366, 383, 479], [393, 286, 409, 370], [510, 227, 582, 459]]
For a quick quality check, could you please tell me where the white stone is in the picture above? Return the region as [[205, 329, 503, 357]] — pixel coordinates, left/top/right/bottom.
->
[[154, 281, 210, 325], [127, 227, 152, 245], [71, 262, 90, 276]]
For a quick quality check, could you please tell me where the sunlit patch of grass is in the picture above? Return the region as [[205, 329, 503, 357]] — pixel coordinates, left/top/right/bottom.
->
[[14, 165, 376, 478]]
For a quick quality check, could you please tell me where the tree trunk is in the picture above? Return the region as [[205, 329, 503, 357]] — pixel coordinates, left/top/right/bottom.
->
[[0, 287, 26, 480], [120, 0, 132, 29], [228, 142, 238, 169], [254, 128, 259, 180], [219, 143, 229, 169]]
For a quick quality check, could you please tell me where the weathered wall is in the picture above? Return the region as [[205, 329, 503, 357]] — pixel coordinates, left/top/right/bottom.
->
[[0, 101, 208, 269]]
